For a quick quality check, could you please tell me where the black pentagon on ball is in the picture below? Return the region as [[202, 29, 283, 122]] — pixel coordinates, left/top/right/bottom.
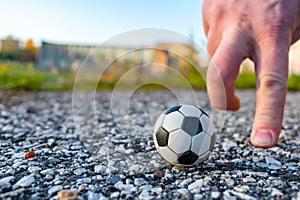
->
[[181, 117, 203, 136], [178, 151, 199, 165], [164, 105, 181, 114], [155, 127, 169, 146]]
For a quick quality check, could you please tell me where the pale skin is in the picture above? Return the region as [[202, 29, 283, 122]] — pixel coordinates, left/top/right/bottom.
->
[[202, 0, 300, 148]]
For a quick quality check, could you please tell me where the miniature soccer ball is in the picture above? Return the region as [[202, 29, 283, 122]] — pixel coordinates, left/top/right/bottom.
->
[[153, 105, 215, 167]]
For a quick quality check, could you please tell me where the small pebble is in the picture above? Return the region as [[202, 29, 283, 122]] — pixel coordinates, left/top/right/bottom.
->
[[48, 185, 63, 196], [25, 151, 36, 159], [41, 169, 55, 176], [110, 191, 120, 199], [28, 166, 41, 173], [188, 179, 203, 190], [106, 175, 121, 185], [73, 168, 87, 175], [154, 171, 164, 178], [57, 189, 78, 200], [265, 157, 281, 166], [134, 178, 147, 186], [94, 165, 106, 174], [211, 191, 221, 199], [14, 175, 35, 188], [177, 188, 192, 199], [270, 188, 283, 197]]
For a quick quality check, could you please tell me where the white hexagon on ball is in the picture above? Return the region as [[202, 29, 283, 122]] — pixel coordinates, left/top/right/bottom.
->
[[162, 111, 184, 132], [158, 146, 178, 164], [191, 132, 211, 156], [179, 104, 202, 118], [200, 114, 215, 136], [168, 129, 191, 154]]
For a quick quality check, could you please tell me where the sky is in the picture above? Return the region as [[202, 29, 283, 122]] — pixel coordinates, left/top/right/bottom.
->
[[0, 0, 205, 46]]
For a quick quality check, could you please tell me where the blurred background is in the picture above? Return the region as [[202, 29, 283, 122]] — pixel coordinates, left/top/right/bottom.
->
[[0, 0, 300, 90]]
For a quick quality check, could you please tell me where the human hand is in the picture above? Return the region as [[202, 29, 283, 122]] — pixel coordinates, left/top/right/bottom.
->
[[202, 0, 300, 148]]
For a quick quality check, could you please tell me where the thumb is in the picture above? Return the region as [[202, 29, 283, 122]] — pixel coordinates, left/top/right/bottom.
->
[[251, 37, 289, 148]]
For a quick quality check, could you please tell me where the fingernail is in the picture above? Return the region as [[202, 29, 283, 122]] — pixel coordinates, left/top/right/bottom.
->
[[253, 129, 274, 147]]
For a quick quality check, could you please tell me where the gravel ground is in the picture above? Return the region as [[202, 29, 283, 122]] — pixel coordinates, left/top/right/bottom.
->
[[0, 90, 299, 200]]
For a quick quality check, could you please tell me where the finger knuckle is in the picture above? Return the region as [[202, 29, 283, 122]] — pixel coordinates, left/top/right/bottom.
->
[[259, 72, 287, 94]]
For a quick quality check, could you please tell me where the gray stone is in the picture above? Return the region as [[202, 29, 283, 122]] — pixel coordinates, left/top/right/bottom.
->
[[180, 178, 193, 186], [2, 125, 14, 133], [222, 139, 237, 151], [211, 191, 221, 199], [234, 186, 249, 193], [177, 188, 192, 199], [94, 165, 106, 174], [139, 184, 153, 191], [45, 174, 53, 180], [41, 169, 55, 176], [188, 179, 203, 190], [270, 188, 283, 197], [139, 190, 153, 200], [5, 168, 15, 175], [114, 181, 134, 191], [106, 175, 121, 185], [134, 178, 147, 186], [0, 176, 15, 184], [14, 175, 35, 188], [87, 191, 100, 200], [11, 153, 25, 159], [251, 172, 269, 178], [0, 176, 14, 188], [0, 188, 25, 199], [48, 185, 63, 196], [268, 164, 282, 170], [151, 187, 162, 194], [229, 190, 256, 200], [77, 152, 89, 158], [73, 168, 87, 175], [110, 191, 120, 199], [28, 166, 42, 173], [226, 179, 235, 187], [194, 194, 204, 200], [252, 156, 260, 163], [242, 176, 256, 183], [256, 162, 268, 168], [265, 157, 281, 166]]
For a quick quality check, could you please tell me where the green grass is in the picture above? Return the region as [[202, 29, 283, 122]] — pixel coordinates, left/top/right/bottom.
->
[[287, 74, 300, 90], [0, 62, 75, 91], [1, 62, 300, 91], [235, 72, 300, 90], [235, 72, 257, 89]]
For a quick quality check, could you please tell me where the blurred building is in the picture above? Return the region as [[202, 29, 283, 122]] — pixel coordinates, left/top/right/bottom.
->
[[36, 41, 94, 71], [0, 36, 37, 62], [36, 41, 155, 72], [239, 40, 300, 75], [289, 40, 300, 74], [152, 42, 198, 75], [0, 36, 20, 60], [0, 36, 19, 54], [36, 41, 200, 74]]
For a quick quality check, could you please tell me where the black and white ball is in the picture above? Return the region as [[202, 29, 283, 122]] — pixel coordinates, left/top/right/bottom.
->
[[153, 105, 215, 167]]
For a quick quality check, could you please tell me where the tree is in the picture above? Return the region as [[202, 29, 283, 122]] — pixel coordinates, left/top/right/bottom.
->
[[25, 39, 36, 52]]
